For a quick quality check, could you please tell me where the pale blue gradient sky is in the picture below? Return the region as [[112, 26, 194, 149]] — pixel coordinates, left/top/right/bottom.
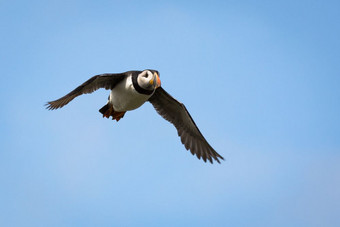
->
[[0, 0, 339, 226]]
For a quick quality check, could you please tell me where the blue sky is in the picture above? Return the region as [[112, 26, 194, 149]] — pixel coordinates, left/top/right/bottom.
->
[[1, 0, 339, 226]]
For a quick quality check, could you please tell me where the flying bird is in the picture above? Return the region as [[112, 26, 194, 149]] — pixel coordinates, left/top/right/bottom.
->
[[46, 70, 224, 163]]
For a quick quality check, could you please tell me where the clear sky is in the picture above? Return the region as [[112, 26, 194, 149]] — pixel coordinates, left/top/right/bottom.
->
[[1, 0, 339, 226]]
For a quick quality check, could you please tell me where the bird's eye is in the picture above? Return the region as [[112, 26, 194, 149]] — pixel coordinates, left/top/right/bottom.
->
[[143, 71, 150, 78]]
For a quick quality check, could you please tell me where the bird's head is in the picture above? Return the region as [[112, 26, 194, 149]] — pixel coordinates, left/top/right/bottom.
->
[[137, 69, 161, 91]]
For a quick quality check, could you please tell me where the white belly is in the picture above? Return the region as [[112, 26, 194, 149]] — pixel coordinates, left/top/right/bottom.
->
[[109, 76, 152, 112]]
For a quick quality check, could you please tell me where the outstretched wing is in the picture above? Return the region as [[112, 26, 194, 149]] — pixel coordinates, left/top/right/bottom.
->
[[46, 73, 127, 110], [148, 87, 224, 164]]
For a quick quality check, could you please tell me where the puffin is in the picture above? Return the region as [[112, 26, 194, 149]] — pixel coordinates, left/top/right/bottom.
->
[[46, 70, 224, 163]]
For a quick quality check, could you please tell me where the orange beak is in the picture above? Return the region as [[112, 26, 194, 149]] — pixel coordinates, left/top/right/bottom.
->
[[155, 73, 161, 88]]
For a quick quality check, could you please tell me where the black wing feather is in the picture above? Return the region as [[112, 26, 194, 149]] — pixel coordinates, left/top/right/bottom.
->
[[46, 73, 127, 110], [148, 87, 224, 164]]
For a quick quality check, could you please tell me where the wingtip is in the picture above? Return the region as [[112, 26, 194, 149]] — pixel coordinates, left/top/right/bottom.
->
[[45, 101, 58, 110], [198, 153, 224, 164], [214, 155, 224, 164], [45, 102, 52, 110]]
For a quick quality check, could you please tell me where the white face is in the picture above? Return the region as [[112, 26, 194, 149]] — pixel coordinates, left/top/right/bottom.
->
[[137, 70, 155, 90], [143, 70, 153, 79]]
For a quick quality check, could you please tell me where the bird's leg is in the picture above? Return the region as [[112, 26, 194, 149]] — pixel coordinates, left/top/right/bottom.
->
[[103, 106, 114, 118]]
